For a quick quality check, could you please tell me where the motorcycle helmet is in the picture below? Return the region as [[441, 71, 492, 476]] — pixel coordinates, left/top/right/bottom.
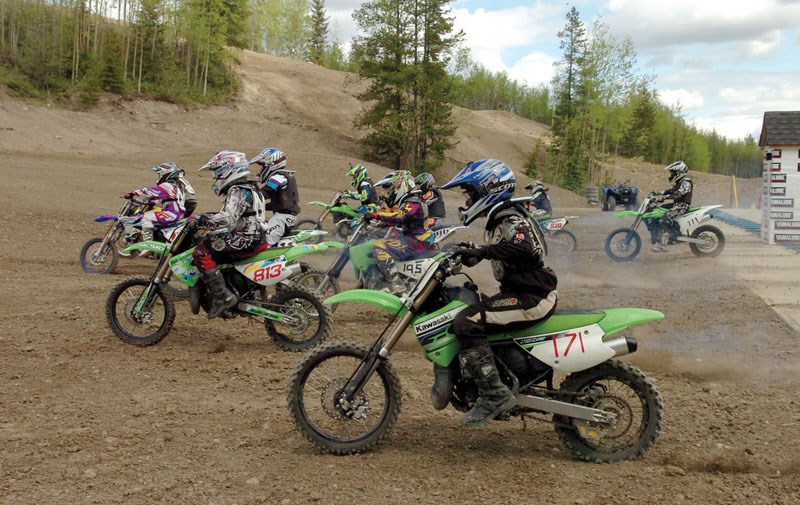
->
[[200, 151, 250, 196], [666, 160, 688, 183], [249, 148, 288, 185], [415, 172, 435, 192], [374, 170, 415, 207], [440, 159, 516, 225], [524, 180, 547, 195], [153, 161, 184, 184], [347, 163, 369, 188]]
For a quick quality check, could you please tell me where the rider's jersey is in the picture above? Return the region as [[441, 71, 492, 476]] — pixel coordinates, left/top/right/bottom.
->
[[663, 178, 693, 206], [348, 179, 380, 207], [484, 210, 557, 297], [262, 169, 300, 215], [176, 175, 197, 215], [131, 182, 184, 217], [370, 195, 431, 243], [422, 188, 446, 219], [203, 184, 263, 237]]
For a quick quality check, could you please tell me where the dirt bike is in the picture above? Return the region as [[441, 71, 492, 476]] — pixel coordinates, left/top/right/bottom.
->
[[295, 191, 373, 244], [529, 211, 578, 256], [605, 193, 726, 261], [290, 217, 467, 302], [106, 220, 333, 351], [287, 247, 665, 461], [81, 199, 149, 274]]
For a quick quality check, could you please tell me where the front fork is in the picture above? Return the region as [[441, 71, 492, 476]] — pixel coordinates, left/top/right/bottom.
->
[[340, 275, 441, 406], [133, 230, 187, 314]]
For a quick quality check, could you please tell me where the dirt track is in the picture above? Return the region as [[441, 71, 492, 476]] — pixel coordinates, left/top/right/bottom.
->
[[2, 49, 799, 504], [2, 155, 799, 504]]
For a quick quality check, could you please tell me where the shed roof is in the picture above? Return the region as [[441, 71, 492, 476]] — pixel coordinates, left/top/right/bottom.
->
[[759, 111, 800, 148]]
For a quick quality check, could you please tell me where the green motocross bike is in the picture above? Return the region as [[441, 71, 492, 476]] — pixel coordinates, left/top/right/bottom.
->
[[106, 220, 333, 351], [294, 191, 371, 243], [287, 250, 665, 462]]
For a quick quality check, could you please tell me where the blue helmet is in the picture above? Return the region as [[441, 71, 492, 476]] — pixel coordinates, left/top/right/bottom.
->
[[441, 159, 516, 225]]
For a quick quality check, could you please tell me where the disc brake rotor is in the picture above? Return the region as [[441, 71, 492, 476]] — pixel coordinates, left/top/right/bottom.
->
[[574, 394, 632, 442], [124, 298, 153, 325], [321, 377, 369, 421]]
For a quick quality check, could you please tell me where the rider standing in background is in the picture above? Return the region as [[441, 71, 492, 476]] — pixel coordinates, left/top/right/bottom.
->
[[365, 170, 432, 294], [415, 172, 446, 228], [524, 180, 553, 221], [249, 148, 301, 246], [344, 163, 381, 208], [194, 151, 266, 319], [652, 160, 693, 253], [125, 162, 186, 244], [442, 159, 558, 428]]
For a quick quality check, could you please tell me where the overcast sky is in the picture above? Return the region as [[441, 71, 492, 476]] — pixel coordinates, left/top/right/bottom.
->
[[323, 0, 800, 142]]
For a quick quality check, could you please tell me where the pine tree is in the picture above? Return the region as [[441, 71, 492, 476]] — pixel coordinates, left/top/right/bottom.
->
[[351, 0, 462, 171], [308, 0, 328, 64]]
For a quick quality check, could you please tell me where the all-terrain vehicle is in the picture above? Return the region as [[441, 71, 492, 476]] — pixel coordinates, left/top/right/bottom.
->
[[601, 179, 640, 211]]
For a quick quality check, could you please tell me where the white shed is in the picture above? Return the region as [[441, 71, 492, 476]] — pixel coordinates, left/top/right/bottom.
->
[[758, 111, 800, 244]]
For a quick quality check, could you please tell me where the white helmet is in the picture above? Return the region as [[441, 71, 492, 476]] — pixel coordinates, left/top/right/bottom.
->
[[249, 148, 288, 184], [200, 151, 250, 195], [665, 160, 688, 183], [374, 170, 416, 207]]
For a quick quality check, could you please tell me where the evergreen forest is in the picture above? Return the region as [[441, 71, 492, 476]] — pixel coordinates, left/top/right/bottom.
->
[[0, 0, 764, 183]]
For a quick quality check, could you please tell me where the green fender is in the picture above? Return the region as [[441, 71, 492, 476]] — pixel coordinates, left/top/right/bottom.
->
[[283, 243, 330, 262], [320, 240, 347, 250], [324, 289, 408, 316], [121, 240, 168, 256], [597, 308, 664, 335], [611, 210, 640, 219]]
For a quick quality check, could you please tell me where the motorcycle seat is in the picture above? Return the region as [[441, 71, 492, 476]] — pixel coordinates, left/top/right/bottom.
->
[[504, 309, 606, 338]]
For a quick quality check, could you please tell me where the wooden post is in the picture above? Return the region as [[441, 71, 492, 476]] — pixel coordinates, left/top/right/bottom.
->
[[730, 175, 739, 209]]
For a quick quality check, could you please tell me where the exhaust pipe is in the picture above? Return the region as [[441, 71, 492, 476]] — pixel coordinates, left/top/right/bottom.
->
[[605, 336, 638, 357]]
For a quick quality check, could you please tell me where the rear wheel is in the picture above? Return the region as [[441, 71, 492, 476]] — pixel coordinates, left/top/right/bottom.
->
[[554, 360, 663, 463], [106, 278, 175, 346], [689, 225, 725, 257], [287, 341, 402, 454], [548, 230, 577, 256], [605, 228, 641, 262], [265, 286, 332, 351], [81, 237, 119, 274], [290, 268, 341, 312]]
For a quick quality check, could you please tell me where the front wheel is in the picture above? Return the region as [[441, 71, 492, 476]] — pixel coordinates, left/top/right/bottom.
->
[[548, 230, 577, 255], [106, 278, 176, 346], [689, 225, 725, 257], [265, 286, 332, 351], [605, 228, 641, 262], [81, 237, 119, 274], [287, 341, 402, 454], [554, 360, 664, 463]]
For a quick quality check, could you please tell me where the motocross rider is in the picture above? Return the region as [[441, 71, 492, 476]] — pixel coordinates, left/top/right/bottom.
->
[[442, 159, 558, 428], [365, 170, 433, 294], [193, 151, 267, 319], [651, 160, 692, 253], [153, 162, 198, 217], [248, 148, 300, 246], [524, 180, 553, 221], [344, 163, 381, 209], [415, 172, 446, 228], [124, 162, 186, 245]]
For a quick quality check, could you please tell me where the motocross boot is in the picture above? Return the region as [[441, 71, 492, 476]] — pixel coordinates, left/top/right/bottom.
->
[[138, 228, 155, 258], [459, 345, 516, 428], [202, 268, 238, 319], [378, 260, 406, 295]]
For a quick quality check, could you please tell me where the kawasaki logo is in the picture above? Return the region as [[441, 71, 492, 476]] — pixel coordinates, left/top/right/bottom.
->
[[414, 307, 464, 335]]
